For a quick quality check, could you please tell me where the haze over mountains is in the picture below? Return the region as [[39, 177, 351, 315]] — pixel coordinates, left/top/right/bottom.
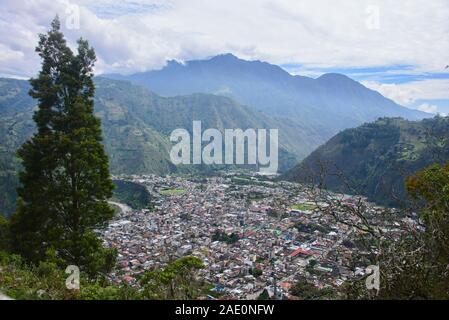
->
[[105, 53, 428, 136]]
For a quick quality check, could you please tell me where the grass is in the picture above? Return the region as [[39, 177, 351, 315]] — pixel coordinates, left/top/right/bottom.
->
[[291, 203, 316, 212], [159, 188, 186, 196]]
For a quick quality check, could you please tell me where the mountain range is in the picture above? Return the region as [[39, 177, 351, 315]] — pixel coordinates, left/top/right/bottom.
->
[[106, 53, 427, 139], [0, 76, 298, 215], [0, 54, 434, 215]]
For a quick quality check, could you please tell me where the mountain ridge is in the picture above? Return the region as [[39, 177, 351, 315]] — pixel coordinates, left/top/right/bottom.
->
[[0, 55, 435, 215], [281, 116, 449, 206], [0, 76, 300, 216], [103, 53, 426, 118], [103, 54, 429, 156]]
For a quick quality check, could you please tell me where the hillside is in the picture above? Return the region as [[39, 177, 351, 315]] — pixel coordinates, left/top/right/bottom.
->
[[281, 116, 449, 206], [0, 77, 298, 216], [0, 78, 35, 217]]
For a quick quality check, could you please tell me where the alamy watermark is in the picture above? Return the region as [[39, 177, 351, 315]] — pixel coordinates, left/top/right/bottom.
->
[[365, 265, 380, 293], [64, 2, 81, 30], [365, 5, 380, 30], [65, 265, 80, 290], [169, 121, 279, 175]]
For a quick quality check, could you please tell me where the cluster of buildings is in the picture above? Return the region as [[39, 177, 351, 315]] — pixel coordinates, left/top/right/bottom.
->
[[100, 173, 415, 299]]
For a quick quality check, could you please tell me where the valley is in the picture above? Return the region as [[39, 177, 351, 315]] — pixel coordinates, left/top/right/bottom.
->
[[1, 2, 447, 304], [0, 58, 434, 216]]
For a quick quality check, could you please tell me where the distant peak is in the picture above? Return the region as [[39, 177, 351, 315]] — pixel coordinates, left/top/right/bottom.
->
[[217, 53, 238, 59], [210, 53, 240, 61], [317, 73, 352, 81], [165, 59, 184, 67]]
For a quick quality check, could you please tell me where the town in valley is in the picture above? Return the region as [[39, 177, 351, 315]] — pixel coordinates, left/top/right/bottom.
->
[[100, 172, 417, 299]]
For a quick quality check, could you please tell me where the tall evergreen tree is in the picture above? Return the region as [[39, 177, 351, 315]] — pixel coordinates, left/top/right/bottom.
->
[[9, 17, 116, 275], [0, 214, 9, 251]]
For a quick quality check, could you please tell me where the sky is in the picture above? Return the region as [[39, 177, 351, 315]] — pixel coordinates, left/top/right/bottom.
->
[[1, 0, 449, 114]]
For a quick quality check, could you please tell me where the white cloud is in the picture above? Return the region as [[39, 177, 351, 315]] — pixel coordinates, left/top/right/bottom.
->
[[417, 103, 438, 114], [77, 0, 170, 19], [362, 79, 449, 106], [1, 0, 449, 76], [361, 81, 418, 106], [0, 44, 24, 61]]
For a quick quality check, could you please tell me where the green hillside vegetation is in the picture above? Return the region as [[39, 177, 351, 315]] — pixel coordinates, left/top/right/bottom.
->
[[0, 77, 301, 216], [282, 116, 449, 206], [112, 180, 153, 210], [0, 252, 207, 300], [94, 77, 302, 170], [0, 78, 36, 216]]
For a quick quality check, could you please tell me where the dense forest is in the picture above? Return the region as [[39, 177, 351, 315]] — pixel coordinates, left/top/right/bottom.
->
[[112, 180, 153, 210]]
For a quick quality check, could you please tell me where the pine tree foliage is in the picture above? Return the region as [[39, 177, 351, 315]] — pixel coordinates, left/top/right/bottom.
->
[[9, 17, 116, 276]]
